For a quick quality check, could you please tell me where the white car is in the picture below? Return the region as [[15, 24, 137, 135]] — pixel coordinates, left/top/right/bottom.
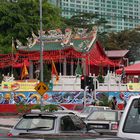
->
[[77, 105, 111, 120], [7, 112, 132, 140], [85, 110, 123, 135], [117, 95, 140, 140], [8, 111, 97, 137]]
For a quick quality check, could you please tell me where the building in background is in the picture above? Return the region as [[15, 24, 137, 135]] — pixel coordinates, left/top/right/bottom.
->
[[48, 0, 60, 7], [48, 0, 140, 32]]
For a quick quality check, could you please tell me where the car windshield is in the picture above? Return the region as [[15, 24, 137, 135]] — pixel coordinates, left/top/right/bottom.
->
[[123, 99, 140, 133], [81, 106, 110, 114], [15, 116, 55, 131], [81, 106, 98, 114], [87, 111, 116, 121]]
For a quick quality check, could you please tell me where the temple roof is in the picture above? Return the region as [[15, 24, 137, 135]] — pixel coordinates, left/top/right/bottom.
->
[[0, 27, 120, 68], [105, 50, 129, 58], [17, 27, 97, 53]]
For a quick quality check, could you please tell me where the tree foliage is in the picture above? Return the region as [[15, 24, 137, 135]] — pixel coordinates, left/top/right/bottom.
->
[[101, 29, 140, 63], [63, 13, 111, 32], [0, 0, 63, 53]]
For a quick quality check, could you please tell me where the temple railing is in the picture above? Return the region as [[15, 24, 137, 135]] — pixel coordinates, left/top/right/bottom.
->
[[52, 75, 128, 91]]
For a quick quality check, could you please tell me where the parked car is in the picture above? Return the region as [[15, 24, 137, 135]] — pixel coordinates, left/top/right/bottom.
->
[[77, 105, 111, 120], [85, 110, 123, 135], [8, 111, 98, 136]]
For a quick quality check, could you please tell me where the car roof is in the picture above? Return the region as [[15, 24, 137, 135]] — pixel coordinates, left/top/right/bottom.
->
[[23, 111, 75, 118]]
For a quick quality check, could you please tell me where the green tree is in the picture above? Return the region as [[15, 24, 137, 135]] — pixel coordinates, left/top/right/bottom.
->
[[63, 13, 112, 46], [43, 63, 51, 83], [0, 0, 63, 53], [103, 29, 140, 63], [97, 63, 104, 83], [63, 13, 98, 30], [63, 13, 111, 32]]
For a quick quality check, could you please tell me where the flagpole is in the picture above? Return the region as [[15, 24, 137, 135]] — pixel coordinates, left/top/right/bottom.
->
[[11, 37, 14, 76]]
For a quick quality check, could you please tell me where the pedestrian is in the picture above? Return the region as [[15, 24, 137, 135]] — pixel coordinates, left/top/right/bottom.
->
[[111, 96, 117, 110]]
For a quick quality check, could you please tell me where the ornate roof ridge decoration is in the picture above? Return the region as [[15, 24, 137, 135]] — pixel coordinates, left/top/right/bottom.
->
[[16, 31, 38, 49], [72, 26, 98, 52], [16, 26, 98, 52]]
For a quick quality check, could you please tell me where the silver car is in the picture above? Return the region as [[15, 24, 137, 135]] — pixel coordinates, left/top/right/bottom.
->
[[8, 111, 97, 136], [85, 110, 123, 135]]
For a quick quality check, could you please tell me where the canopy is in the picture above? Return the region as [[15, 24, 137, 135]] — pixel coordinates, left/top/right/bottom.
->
[[116, 63, 140, 75]]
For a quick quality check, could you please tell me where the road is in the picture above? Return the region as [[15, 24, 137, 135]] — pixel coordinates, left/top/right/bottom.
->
[[0, 127, 11, 136]]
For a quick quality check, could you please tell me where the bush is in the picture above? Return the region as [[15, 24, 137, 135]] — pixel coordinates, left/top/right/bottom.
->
[[97, 74, 104, 83], [16, 103, 59, 115], [16, 102, 33, 114], [32, 104, 58, 112], [98, 95, 111, 106]]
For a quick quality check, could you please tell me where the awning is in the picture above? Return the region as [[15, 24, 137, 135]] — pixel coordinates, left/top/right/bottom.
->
[[116, 63, 140, 75]]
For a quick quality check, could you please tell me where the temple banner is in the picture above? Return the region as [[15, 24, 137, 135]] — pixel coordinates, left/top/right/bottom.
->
[[127, 83, 140, 91], [1, 81, 38, 91]]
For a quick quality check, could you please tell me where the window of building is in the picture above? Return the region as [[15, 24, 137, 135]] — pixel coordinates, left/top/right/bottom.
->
[[70, 4, 75, 7], [89, 6, 93, 10], [70, 0, 75, 2], [95, 7, 99, 10], [76, 0, 80, 3]]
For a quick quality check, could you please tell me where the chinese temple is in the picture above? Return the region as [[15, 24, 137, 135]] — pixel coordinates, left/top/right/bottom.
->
[[0, 27, 120, 79], [0, 27, 129, 111]]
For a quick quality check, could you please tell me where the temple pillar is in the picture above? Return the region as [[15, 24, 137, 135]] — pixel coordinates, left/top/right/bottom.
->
[[29, 60, 33, 79], [63, 58, 67, 75], [82, 58, 86, 75], [71, 59, 74, 75]]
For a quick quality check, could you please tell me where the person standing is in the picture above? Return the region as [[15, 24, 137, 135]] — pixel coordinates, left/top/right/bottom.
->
[[111, 96, 117, 110]]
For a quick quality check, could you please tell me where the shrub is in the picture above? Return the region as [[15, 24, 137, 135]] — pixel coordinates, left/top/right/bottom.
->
[[31, 104, 58, 112]]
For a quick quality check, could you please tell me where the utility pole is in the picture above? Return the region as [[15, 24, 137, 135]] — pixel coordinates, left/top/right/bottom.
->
[[39, 0, 44, 112], [39, 0, 43, 82]]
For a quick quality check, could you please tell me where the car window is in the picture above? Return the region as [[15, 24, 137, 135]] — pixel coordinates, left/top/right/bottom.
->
[[60, 116, 75, 131], [87, 111, 116, 121], [123, 99, 140, 133], [81, 106, 110, 114], [81, 106, 97, 113], [15, 116, 54, 130]]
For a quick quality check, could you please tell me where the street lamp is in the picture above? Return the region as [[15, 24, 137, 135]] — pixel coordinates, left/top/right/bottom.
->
[[39, 0, 43, 82]]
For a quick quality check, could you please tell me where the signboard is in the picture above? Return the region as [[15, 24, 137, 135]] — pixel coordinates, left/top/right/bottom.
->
[[127, 83, 140, 91], [35, 82, 49, 96], [1, 81, 38, 91]]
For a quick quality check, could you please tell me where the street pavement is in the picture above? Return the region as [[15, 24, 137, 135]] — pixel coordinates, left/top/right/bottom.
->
[[0, 116, 20, 128]]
